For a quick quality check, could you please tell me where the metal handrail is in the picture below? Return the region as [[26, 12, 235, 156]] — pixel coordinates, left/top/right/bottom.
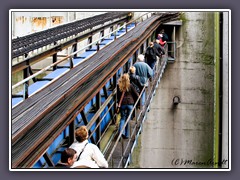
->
[[106, 53, 167, 167], [106, 85, 145, 162]]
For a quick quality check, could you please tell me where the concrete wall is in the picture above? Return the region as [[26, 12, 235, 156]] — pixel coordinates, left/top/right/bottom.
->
[[133, 12, 215, 168]]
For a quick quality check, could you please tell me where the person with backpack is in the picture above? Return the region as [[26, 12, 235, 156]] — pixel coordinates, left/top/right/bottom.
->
[[129, 66, 142, 93]]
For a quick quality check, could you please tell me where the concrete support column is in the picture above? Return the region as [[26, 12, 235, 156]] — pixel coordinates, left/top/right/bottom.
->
[[136, 12, 215, 168]]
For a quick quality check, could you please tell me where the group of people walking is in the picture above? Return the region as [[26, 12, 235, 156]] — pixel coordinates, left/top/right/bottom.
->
[[145, 29, 168, 69], [116, 54, 154, 139], [116, 29, 168, 139], [55, 54, 156, 169], [56, 125, 108, 168], [55, 30, 168, 169]]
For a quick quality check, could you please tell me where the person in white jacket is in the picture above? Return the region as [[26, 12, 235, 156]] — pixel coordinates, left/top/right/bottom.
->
[[70, 126, 108, 168]]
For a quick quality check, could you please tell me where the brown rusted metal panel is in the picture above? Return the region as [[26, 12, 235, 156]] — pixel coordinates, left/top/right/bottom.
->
[[16, 16, 27, 23], [51, 16, 63, 26], [31, 17, 48, 31]]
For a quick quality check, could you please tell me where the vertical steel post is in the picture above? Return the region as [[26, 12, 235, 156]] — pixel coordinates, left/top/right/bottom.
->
[[53, 53, 57, 70], [214, 11, 220, 168], [96, 92, 101, 148], [69, 120, 75, 145], [73, 43, 77, 58], [113, 73, 117, 125], [23, 65, 29, 99]]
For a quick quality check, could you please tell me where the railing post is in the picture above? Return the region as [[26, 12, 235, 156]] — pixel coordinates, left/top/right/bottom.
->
[[69, 120, 75, 145], [96, 42, 100, 51], [43, 153, 55, 167], [96, 92, 101, 148], [23, 82, 28, 99], [73, 43, 77, 58], [121, 138, 124, 168], [174, 42, 176, 59], [114, 31, 117, 40], [113, 73, 117, 125], [52, 53, 57, 70], [70, 57, 73, 69], [88, 36, 92, 49]]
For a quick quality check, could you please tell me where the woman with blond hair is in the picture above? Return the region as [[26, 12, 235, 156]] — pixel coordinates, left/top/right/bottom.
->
[[117, 73, 139, 139]]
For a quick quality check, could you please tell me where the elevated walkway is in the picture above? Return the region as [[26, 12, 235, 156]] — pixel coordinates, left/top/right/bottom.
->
[[11, 12, 181, 168]]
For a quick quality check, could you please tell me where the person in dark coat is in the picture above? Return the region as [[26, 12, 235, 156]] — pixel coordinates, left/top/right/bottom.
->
[[117, 73, 139, 139], [145, 42, 161, 69], [154, 39, 165, 65], [129, 66, 142, 109], [160, 29, 169, 42], [129, 66, 142, 93], [154, 39, 165, 55]]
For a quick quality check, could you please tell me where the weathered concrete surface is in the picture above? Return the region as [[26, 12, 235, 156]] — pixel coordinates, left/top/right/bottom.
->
[[131, 12, 215, 168]]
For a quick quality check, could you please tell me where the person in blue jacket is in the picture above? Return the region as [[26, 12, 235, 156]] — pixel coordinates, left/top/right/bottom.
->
[[133, 54, 153, 88]]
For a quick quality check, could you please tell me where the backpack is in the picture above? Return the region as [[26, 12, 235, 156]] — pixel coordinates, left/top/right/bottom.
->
[[131, 82, 140, 93], [130, 74, 141, 93]]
